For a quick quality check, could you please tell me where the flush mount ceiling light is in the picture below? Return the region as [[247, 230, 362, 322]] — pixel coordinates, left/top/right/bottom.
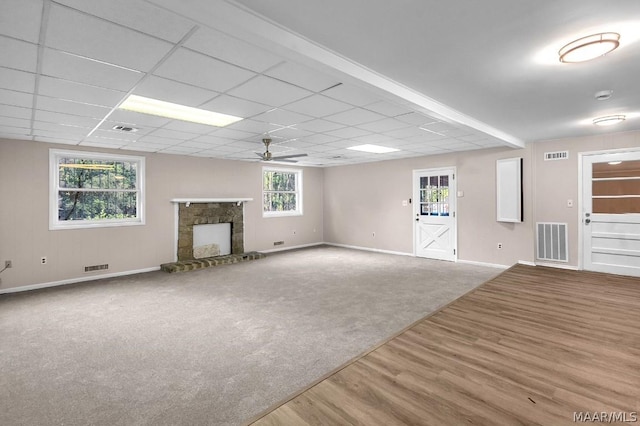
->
[[119, 95, 243, 127], [594, 90, 614, 101], [593, 115, 626, 126], [558, 32, 620, 63], [347, 144, 400, 154]]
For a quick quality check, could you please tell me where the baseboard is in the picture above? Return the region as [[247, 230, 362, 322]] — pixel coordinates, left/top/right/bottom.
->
[[0, 266, 161, 294], [535, 261, 579, 270], [324, 242, 413, 257], [261, 242, 325, 254], [518, 260, 536, 266], [457, 259, 509, 269]]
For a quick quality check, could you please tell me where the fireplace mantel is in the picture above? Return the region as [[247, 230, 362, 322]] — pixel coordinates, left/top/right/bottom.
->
[[171, 198, 253, 206]]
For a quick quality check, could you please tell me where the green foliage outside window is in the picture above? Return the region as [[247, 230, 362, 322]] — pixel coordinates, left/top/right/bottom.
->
[[56, 156, 139, 222], [263, 169, 300, 214]]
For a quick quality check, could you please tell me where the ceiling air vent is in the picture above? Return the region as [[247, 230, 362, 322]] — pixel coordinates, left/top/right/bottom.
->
[[544, 151, 568, 161], [112, 125, 139, 132]]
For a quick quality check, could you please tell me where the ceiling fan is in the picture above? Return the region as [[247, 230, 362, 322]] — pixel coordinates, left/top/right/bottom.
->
[[255, 138, 308, 163]]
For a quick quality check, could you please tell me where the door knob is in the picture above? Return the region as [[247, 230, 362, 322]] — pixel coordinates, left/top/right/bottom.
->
[[585, 218, 591, 224]]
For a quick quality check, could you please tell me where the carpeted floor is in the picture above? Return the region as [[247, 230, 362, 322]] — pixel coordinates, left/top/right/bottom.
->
[[0, 246, 500, 426]]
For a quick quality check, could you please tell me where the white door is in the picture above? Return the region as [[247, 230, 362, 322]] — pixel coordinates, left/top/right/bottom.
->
[[413, 168, 456, 261], [582, 150, 640, 276]]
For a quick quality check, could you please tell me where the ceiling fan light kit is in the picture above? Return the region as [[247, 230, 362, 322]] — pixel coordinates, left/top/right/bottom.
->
[[558, 32, 620, 63]]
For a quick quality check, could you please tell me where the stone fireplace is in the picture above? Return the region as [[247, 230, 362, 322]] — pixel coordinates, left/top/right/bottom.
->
[[162, 198, 264, 273], [172, 198, 251, 261]]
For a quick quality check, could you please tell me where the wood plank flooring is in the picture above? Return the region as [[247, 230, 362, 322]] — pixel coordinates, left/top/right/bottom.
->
[[250, 264, 640, 426]]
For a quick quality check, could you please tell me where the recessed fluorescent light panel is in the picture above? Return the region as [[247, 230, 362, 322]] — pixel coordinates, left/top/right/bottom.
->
[[347, 144, 400, 154], [119, 95, 243, 127]]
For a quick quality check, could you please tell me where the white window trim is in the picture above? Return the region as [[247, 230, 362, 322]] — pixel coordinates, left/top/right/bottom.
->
[[262, 166, 303, 218], [49, 149, 145, 230]]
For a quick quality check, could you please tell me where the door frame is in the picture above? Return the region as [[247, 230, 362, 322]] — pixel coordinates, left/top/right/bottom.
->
[[412, 167, 457, 261], [577, 146, 640, 271]]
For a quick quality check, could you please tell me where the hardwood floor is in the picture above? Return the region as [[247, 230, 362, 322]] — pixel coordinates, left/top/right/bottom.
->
[[250, 264, 640, 426]]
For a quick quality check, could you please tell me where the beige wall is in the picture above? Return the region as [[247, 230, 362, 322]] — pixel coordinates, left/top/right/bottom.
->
[[0, 138, 324, 290], [532, 130, 640, 267], [323, 145, 535, 266], [323, 130, 640, 269]]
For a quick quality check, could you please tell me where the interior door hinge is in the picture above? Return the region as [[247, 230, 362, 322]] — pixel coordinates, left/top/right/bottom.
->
[[452, 173, 455, 180], [453, 211, 455, 217], [453, 249, 456, 255]]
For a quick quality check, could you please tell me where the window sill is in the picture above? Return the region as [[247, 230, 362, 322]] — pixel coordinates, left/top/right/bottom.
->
[[263, 211, 303, 218], [50, 219, 145, 231]]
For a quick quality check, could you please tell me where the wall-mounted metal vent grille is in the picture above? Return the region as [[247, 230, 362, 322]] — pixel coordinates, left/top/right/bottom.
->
[[544, 151, 568, 161], [85, 264, 109, 272], [536, 223, 568, 262]]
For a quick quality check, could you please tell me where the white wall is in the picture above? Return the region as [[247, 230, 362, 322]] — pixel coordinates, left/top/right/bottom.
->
[[0, 138, 324, 291]]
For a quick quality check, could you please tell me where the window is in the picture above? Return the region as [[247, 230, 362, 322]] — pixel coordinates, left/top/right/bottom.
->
[[262, 167, 302, 217], [49, 149, 145, 229]]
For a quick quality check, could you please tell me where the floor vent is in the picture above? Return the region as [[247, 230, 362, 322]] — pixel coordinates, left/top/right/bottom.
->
[[85, 264, 109, 272], [544, 151, 568, 161], [536, 223, 568, 262]]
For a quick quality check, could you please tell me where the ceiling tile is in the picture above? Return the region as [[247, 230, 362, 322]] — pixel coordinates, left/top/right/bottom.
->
[[54, 0, 195, 43], [267, 127, 313, 140], [364, 100, 413, 117], [33, 135, 78, 145], [0, 67, 35, 93], [163, 120, 221, 135], [294, 119, 345, 133], [0, 88, 34, 108], [224, 118, 281, 134], [0, 0, 42, 43], [159, 145, 203, 155], [300, 133, 340, 145], [200, 95, 271, 118], [326, 126, 372, 139], [146, 128, 197, 141], [421, 121, 459, 133], [36, 96, 111, 119], [184, 27, 282, 72], [0, 104, 31, 119], [91, 128, 141, 142], [278, 139, 316, 150], [46, 4, 173, 71], [350, 133, 396, 145], [81, 139, 128, 149], [209, 127, 257, 141], [383, 126, 426, 139], [119, 144, 160, 153], [0, 125, 30, 136], [252, 108, 313, 127], [136, 135, 182, 146], [194, 138, 244, 149], [283, 94, 352, 117], [321, 83, 380, 106], [0, 36, 38, 73], [42, 48, 142, 92], [264, 61, 341, 92], [38, 76, 125, 107], [395, 112, 435, 126], [34, 110, 101, 128], [227, 76, 312, 107], [356, 117, 411, 133], [154, 48, 256, 93], [0, 116, 30, 129], [458, 133, 489, 142], [177, 140, 220, 149], [134, 75, 219, 107], [32, 121, 91, 136], [324, 108, 385, 126]]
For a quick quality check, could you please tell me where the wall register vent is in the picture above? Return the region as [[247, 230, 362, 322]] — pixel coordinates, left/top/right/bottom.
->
[[85, 264, 109, 272], [536, 223, 568, 262], [544, 151, 569, 161]]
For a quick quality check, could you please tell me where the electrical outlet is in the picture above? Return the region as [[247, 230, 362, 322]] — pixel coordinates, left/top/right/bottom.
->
[[41, 256, 47, 265], [372, 232, 376, 237], [4, 260, 11, 268], [292, 230, 296, 235], [497, 243, 503, 249]]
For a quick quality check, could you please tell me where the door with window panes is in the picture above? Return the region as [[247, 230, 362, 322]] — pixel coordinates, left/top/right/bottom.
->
[[413, 168, 456, 261]]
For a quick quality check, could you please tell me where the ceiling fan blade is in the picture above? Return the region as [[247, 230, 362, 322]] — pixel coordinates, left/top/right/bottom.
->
[[271, 153, 308, 160], [254, 152, 265, 159]]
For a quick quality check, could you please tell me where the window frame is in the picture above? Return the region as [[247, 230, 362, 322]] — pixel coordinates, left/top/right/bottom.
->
[[262, 166, 303, 218], [49, 149, 146, 230]]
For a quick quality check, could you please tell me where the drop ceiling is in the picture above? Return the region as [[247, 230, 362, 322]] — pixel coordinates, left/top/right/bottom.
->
[[1, 0, 639, 167]]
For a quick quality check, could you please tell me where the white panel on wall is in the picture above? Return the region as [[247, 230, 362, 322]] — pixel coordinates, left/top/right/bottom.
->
[[496, 157, 523, 223]]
